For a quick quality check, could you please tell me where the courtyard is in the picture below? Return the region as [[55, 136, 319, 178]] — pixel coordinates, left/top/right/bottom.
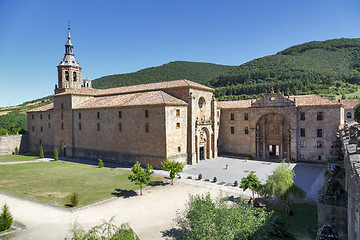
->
[[0, 155, 325, 239]]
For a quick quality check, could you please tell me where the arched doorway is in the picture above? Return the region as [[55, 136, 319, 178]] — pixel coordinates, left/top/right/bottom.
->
[[59, 140, 67, 157], [255, 113, 291, 161], [198, 127, 210, 161]]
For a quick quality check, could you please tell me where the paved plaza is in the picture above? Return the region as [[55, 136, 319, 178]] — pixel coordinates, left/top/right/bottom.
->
[[0, 156, 326, 239]]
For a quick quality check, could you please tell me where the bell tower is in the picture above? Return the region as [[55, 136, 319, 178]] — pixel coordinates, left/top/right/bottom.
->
[[55, 27, 82, 94]]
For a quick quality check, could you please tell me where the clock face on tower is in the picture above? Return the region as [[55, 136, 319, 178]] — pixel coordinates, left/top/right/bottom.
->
[[198, 97, 204, 109]]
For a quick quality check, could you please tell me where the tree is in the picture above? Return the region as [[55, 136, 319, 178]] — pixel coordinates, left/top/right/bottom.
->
[[128, 161, 153, 195], [174, 193, 272, 240], [161, 158, 184, 185], [261, 161, 304, 215], [39, 145, 44, 158], [0, 203, 13, 231], [354, 103, 360, 122], [54, 149, 59, 161], [240, 171, 261, 199]]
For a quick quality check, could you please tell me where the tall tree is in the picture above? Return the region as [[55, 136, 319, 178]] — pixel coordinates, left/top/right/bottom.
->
[[261, 161, 304, 215], [354, 103, 360, 122], [128, 161, 154, 195], [39, 145, 44, 158], [240, 172, 261, 199], [161, 159, 184, 185]]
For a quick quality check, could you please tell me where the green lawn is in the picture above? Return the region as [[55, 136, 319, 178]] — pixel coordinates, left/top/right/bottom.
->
[[272, 202, 318, 239], [0, 161, 165, 208], [0, 155, 39, 163]]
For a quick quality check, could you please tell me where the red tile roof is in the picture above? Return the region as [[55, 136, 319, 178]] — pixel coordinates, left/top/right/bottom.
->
[[73, 90, 187, 109], [217, 100, 253, 109], [340, 99, 358, 109], [27, 103, 54, 112], [53, 88, 100, 97]]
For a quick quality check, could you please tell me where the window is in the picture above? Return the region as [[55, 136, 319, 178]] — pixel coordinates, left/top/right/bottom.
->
[[61, 103, 64, 109], [119, 111, 122, 118], [145, 110, 149, 118], [73, 72, 77, 81], [39, 140, 42, 145], [230, 113, 234, 121], [31, 114, 34, 119], [97, 123, 100, 131], [48, 114, 50, 119], [318, 155, 322, 161], [40, 126, 43, 132], [178, 146, 181, 152], [48, 122, 51, 129], [231, 126, 234, 134], [176, 122, 181, 128], [300, 112, 305, 121], [97, 112, 100, 119], [40, 114, 42, 119], [244, 113, 249, 121], [300, 128, 306, 137], [79, 113, 81, 119], [145, 123, 149, 132], [79, 123, 82, 131], [65, 71, 69, 81], [61, 123, 64, 130], [217, 111, 220, 117], [317, 129, 323, 138], [347, 112, 352, 119], [300, 140, 306, 148], [300, 154, 305, 159], [317, 112, 323, 121], [61, 113, 63, 120], [32, 126, 34, 132], [244, 126, 249, 134], [176, 109, 180, 117], [119, 123, 122, 132], [317, 141, 323, 148]]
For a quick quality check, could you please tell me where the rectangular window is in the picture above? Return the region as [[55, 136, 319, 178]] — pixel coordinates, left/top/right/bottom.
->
[[317, 112, 323, 121], [317, 141, 323, 148], [300, 140, 306, 148], [119, 111, 122, 118], [176, 109, 180, 117], [79, 113, 81, 119], [48, 114, 50, 120], [39, 139, 42, 145], [300, 154, 305, 159], [119, 123, 122, 132], [32, 126, 34, 132], [230, 113, 234, 121], [61, 123, 64, 130], [231, 126, 234, 134], [97, 123, 100, 131], [300, 128, 306, 137], [300, 112, 305, 121], [244, 126, 249, 134], [217, 111, 220, 117], [145, 110, 149, 118], [32, 114, 34, 119], [145, 123, 149, 132], [317, 129, 323, 138], [79, 123, 82, 131], [48, 122, 51, 129], [40, 114, 42, 119], [61, 103, 64, 109], [178, 146, 181, 152], [97, 112, 100, 119], [318, 155, 322, 161], [244, 113, 249, 121], [176, 122, 181, 128], [40, 126, 43, 132]]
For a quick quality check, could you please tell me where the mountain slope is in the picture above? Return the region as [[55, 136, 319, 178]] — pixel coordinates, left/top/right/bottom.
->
[[92, 61, 237, 89], [210, 38, 360, 100]]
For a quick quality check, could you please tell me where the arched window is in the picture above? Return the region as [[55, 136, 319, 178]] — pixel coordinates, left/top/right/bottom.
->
[[65, 71, 69, 81], [73, 72, 77, 81], [347, 112, 352, 119]]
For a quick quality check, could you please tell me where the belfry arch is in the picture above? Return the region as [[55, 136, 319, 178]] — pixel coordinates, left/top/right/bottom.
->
[[255, 113, 291, 161]]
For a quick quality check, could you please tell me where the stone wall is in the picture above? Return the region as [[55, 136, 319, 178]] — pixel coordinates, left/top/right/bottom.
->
[[0, 134, 28, 155]]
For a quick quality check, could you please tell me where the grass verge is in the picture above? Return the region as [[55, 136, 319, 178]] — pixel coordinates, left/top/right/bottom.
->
[[0, 155, 39, 163], [0, 161, 165, 208]]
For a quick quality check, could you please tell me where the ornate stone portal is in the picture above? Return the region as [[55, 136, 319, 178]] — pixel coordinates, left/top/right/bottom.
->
[[256, 113, 291, 161]]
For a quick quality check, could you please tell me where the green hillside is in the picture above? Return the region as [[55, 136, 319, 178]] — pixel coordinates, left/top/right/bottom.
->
[[92, 61, 237, 89], [210, 38, 360, 100]]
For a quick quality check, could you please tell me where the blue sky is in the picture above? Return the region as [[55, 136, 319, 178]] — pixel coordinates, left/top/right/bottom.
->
[[1, 0, 360, 107]]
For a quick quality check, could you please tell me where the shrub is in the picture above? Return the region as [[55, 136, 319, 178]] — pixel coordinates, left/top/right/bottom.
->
[[39, 145, 44, 158], [98, 159, 104, 168], [0, 203, 13, 231], [213, 177, 217, 183], [54, 149, 59, 161], [234, 180, 239, 186], [69, 192, 79, 207], [14, 147, 19, 155], [198, 174, 202, 180]]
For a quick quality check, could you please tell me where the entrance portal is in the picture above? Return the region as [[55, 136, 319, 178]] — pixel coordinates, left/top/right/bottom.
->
[[200, 147, 205, 160], [59, 140, 66, 157], [268, 145, 279, 158]]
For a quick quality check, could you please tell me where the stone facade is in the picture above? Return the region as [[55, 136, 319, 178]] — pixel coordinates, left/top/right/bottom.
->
[[0, 134, 27, 155]]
